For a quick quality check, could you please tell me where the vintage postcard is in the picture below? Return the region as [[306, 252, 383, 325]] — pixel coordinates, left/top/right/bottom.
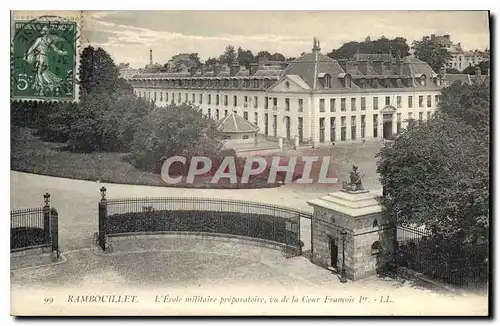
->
[[10, 10, 490, 316]]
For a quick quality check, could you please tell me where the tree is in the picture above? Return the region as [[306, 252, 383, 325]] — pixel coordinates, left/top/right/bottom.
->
[[256, 51, 271, 62], [269, 53, 286, 61], [128, 103, 224, 171], [237, 47, 255, 69], [412, 36, 452, 72], [218, 45, 237, 65], [79, 46, 120, 96], [462, 60, 490, 75], [376, 81, 489, 249], [205, 57, 218, 67], [327, 36, 411, 60]]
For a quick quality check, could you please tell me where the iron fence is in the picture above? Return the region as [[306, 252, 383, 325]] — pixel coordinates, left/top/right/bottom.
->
[[11, 193, 59, 254], [395, 225, 488, 293], [98, 190, 309, 257]]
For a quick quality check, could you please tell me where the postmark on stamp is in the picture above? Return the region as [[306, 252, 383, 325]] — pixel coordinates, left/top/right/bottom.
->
[[11, 14, 81, 102]]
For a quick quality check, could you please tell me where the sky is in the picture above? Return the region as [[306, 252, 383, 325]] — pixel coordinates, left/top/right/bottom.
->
[[82, 11, 490, 69]]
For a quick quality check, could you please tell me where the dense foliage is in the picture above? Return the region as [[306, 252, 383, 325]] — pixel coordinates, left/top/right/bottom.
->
[[327, 36, 411, 60], [412, 36, 453, 72], [377, 81, 490, 249], [11, 46, 226, 173]]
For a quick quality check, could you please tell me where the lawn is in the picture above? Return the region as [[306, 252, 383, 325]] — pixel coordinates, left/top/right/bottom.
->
[[10, 128, 278, 189]]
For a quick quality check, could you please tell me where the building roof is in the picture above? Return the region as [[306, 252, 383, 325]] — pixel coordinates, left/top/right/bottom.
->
[[443, 73, 472, 86], [216, 112, 259, 134]]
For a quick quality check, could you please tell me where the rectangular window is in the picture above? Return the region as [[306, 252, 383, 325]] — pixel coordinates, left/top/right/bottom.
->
[[265, 113, 269, 135], [192, 93, 195, 103], [244, 96, 248, 104], [351, 116, 357, 140], [273, 97, 278, 106], [330, 98, 336, 112], [427, 95, 432, 107], [373, 114, 378, 138], [208, 108, 211, 119], [224, 110, 228, 117], [319, 99, 325, 112], [351, 98, 356, 111], [298, 99, 303, 112], [408, 96, 413, 108], [435, 95, 440, 105], [330, 117, 336, 142], [216, 109, 219, 120], [373, 97, 379, 110], [199, 94, 203, 104], [166, 92, 168, 102], [341, 98, 346, 111], [419, 95, 424, 108], [243, 111, 248, 120], [341, 116, 346, 141], [233, 95, 237, 106], [427, 111, 431, 120], [298, 117, 303, 143], [361, 115, 366, 139], [408, 112, 413, 121], [178, 93, 181, 103], [254, 112, 258, 126], [254, 96, 258, 108], [419, 112, 423, 121], [224, 95, 228, 106], [397, 113, 401, 134], [273, 115, 277, 137], [216, 95, 220, 105], [319, 118, 325, 143], [361, 97, 366, 111], [285, 98, 290, 111], [265, 97, 269, 109], [397, 96, 402, 108], [185, 93, 188, 102], [385, 96, 390, 106], [208, 94, 212, 105], [160, 92, 162, 101], [154, 92, 157, 102]]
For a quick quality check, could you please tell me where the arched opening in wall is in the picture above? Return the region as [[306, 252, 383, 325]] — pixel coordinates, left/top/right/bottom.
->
[[372, 219, 379, 227]]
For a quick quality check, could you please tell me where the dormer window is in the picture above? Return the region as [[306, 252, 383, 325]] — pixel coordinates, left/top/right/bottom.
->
[[420, 75, 426, 86], [345, 75, 352, 88], [325, 75, 332, 88]]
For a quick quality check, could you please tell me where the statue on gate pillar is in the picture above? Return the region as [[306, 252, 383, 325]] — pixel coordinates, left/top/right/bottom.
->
[[342, 165, 366, 192]]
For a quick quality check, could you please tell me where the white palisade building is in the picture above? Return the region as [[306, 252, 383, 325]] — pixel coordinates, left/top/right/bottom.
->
[[124, 39, 445, 147]]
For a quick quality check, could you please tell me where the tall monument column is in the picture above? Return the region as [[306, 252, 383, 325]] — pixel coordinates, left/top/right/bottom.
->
[[307, 165, 395, 280]]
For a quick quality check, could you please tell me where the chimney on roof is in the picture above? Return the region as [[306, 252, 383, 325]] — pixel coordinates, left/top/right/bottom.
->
[[250, 63, 259, 76], [149, 49, 153, 65], [230, 61, 239, 77], [312, 37, 321, 53], [373, 59, 383, 75], [444, 34, 450, 41]]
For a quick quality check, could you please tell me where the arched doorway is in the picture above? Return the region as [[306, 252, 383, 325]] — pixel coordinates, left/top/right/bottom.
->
[[284, 116, 291, 139]]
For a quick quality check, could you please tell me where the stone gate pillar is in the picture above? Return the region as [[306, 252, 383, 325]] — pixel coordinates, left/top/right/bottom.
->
[[307, 184, 394, 280]]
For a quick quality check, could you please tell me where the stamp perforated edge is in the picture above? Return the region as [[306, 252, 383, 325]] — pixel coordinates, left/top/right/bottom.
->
[[10, 10, 83, 103]]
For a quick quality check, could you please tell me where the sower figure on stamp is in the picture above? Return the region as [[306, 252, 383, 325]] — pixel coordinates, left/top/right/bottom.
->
[[24, 25, 68, 96]]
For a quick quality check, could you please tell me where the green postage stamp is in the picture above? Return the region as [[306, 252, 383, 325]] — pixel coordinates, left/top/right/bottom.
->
[[11, 13, 81, 102]]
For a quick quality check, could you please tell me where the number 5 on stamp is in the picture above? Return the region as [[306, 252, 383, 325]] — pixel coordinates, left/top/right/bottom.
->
[[11, 17, 78, 102]]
